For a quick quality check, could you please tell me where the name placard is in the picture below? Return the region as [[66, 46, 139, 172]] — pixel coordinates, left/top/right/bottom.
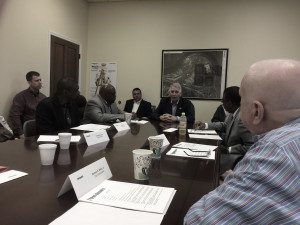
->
[[58, 158, 112, 199], [83, 130, 110, 146], [114, 121, 130, 132], [155, 134, 170, 147]]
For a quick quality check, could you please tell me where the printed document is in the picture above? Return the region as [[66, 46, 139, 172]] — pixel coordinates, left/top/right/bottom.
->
[[80, 180, 175, 214]]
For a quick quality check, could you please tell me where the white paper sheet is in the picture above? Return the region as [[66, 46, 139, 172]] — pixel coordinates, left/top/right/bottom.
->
[[0, 170, 28, 184], [72, 124, 111, 132], [189, 134, 222, 140], [131, 120, 148, 124], [114, 122, 130, 132], [166, 147, 215, 160], [188, 129, 217, 135], [49, 202, 164, 225], [37, 135, 81, 143], [80, 180, 176, 214], [163, 128, 178, 133], [173, 142, 216, 150]]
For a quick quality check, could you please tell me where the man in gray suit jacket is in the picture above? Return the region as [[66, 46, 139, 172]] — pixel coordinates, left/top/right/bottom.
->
[[195, 86, 254, 173], [83, 84, 125, 124]]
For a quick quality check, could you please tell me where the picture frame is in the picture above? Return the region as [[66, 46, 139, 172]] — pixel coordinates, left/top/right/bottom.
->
[[161, 49, 228, 100]]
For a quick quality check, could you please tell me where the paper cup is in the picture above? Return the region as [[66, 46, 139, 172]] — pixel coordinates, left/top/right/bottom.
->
[[58, 133, 72, 149], [38, 144, 57, 166], [148, 136, 164, 158], [132, 149, 152, 180], [125, 113, 132, 124]]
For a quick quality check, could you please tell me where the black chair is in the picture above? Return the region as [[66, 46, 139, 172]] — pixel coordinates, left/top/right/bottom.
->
[[23, 119, 37, 137]]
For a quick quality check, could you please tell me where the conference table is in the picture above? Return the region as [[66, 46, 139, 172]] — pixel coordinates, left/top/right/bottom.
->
[[0, 121, 220, 225]]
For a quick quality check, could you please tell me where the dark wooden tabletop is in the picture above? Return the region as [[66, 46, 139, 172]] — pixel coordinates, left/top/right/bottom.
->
[[0, 121, 219, 225]]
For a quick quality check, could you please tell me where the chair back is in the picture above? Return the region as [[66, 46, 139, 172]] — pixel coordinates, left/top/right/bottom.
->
[[23, 119, 37, 137]]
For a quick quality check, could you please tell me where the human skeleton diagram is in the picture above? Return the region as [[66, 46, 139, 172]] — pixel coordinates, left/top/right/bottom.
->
[[95, 63, 111, 95]]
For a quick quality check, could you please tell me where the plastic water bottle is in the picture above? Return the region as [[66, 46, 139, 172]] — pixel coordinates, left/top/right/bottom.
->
[[179, 112, 187, 135]]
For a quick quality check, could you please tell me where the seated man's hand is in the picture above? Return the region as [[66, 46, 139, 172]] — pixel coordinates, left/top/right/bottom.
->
[[194, 121, 206, 130], [160, 114, 177, 123], [160, 114, 171, 122]]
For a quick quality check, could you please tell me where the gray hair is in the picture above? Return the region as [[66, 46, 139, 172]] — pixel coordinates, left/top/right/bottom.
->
[[169, 83, 182, 93]]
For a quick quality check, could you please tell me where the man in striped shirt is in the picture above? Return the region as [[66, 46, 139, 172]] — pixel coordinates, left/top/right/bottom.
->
[[184, 59, 300, 225]]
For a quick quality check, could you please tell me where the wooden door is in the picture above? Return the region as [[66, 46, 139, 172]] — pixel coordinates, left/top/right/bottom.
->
[[50, 35, 80, 96]]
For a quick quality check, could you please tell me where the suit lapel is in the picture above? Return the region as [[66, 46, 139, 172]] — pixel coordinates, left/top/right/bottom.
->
[[224, 109, 239, 145], [136, 100, 142, 115]]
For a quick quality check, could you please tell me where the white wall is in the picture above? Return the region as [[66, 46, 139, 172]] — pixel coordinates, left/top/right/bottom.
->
[[86, 0, 300, 121], [0, 0, 88, 117], [1, 0, 299, 121]]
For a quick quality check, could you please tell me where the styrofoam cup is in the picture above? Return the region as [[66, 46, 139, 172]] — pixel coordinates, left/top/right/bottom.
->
[[38, 144, 57, 166], [58, 133, 72, 149]]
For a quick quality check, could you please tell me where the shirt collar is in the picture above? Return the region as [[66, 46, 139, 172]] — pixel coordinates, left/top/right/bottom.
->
[[170, 99, 179, 105], [134, 99, 142, 104]]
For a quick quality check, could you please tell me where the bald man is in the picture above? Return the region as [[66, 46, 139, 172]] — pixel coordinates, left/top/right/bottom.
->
[[83, 84, 125, 124], [184, 59, 300, 225]]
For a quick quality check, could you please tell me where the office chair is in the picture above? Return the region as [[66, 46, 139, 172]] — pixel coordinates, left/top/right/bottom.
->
[[23, 119, 37, 137]]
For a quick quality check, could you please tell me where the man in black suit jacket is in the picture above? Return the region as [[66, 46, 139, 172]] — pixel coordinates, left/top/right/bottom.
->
[[124, 88, 152, 119], [152, 83, 195, 124], [195, 86, 254, 173]]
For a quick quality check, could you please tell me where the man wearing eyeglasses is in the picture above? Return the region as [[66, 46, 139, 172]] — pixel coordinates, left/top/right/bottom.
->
[[153, 83, 195, 123]]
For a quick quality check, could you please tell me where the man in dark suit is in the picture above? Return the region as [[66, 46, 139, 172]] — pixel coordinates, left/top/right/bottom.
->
[[124, 88, 152, 119], [211, 104, 227, 122], [152, 83, 195, 124], [195, 86, 254, 173], [36, 77, 81, 134]]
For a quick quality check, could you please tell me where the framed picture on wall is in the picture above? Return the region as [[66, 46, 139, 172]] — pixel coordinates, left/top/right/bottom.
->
[[161, 49, 228, 100]]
